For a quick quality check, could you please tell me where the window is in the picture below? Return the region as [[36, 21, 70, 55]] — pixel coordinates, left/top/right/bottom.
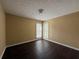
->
[[36, 22, 42, 39], [36, 22, 48, 39], [43, 22, 48, 39]]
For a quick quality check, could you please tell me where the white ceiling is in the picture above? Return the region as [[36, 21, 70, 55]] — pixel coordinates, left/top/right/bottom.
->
[[1, 0, 79, 20]]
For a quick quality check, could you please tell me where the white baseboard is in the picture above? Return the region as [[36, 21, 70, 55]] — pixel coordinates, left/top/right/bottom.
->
[[0, 39, 36, 59], [0, 47, 6, 59], [1, 39, 79, 59], [7, 39, 36, 48], [45, 39, 79, 51]]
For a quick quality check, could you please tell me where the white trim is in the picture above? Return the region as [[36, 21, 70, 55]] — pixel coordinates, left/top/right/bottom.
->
[[0, 39, 37, 59], [7, 39, 36, 48], [0, 47, 6, 59], [45, 39, 79, 51], [1, 39, 79, 59]]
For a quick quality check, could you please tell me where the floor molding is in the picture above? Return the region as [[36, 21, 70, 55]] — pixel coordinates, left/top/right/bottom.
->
[[1, 39, 79, 59], [0, 47, 6, 59], [7, 39, 36, 48], [45, 39, 79, 51]]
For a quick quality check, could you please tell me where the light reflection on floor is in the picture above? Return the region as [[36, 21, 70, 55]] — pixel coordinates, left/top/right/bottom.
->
[[35, 40, 50, 56]]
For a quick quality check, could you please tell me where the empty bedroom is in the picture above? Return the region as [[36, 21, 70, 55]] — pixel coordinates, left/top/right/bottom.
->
[[0, 0, 79, 59]]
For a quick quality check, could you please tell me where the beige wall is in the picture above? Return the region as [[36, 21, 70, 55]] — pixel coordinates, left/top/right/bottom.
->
[[6, 14, 37, 46], [48, 12, 79, 48], [0, 3, 6, 57]]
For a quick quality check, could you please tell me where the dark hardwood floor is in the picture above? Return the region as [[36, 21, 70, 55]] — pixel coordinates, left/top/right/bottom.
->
[[2, 40, 79, 59]]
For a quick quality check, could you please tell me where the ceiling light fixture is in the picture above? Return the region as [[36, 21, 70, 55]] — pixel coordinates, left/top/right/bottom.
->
[[38, 9, 44, 14], [38, 8, 44, 21]]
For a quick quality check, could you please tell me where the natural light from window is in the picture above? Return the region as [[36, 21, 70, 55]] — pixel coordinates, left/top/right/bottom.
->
[[43, 22, 48, 39], [36, 22, 48, 39], [36, 22, 42, 39]]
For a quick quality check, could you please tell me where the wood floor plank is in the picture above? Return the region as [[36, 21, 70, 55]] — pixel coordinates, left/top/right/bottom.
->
[[2, 40, 79, 59]]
